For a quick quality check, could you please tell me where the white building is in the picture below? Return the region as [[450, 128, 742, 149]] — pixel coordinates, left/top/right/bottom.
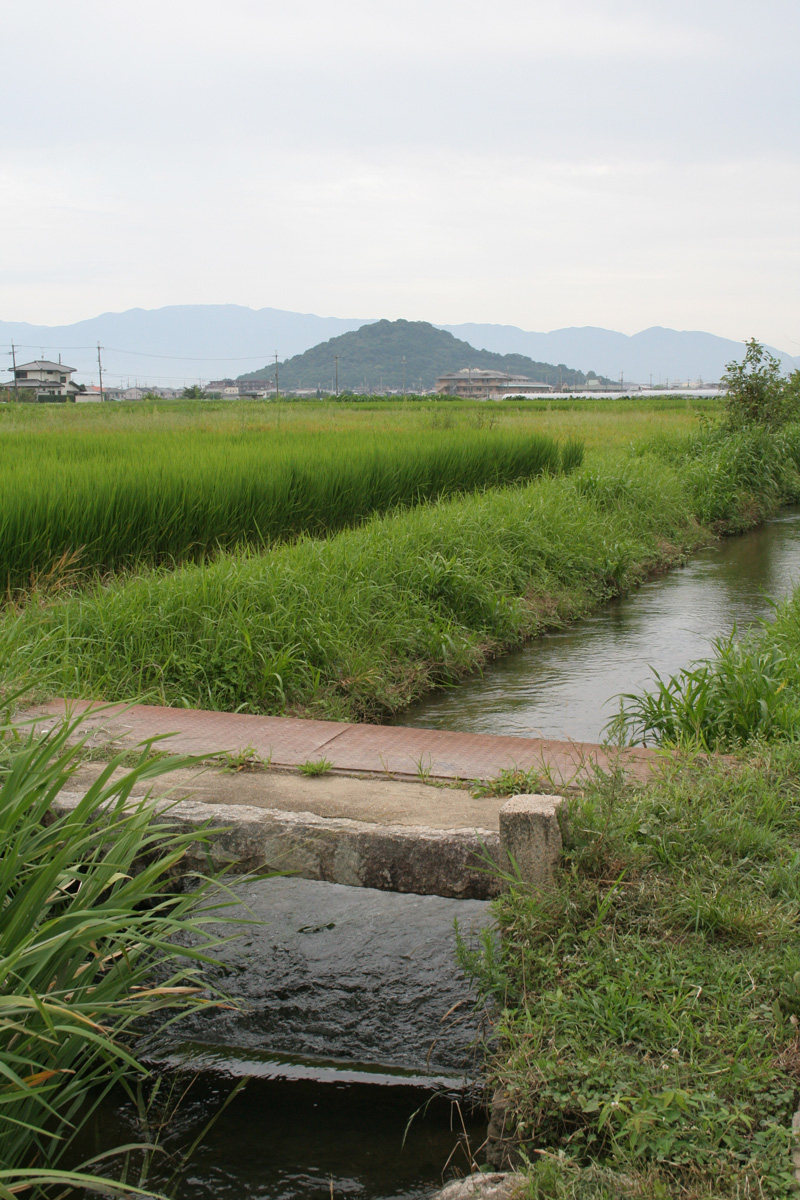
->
[[8, 359, 80, 401]]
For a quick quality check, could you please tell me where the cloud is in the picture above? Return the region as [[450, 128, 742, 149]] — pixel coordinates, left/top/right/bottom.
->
[[1, 0, 798, 342]]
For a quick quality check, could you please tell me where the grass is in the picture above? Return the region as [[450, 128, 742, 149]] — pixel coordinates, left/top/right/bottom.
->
[[0, 419, 577, 594], [618, 590, 800, 752], [3, 422, 799, 722], [0, 390, 726, 596], [0, 708, 238, 1197], [461, 746, 800, 1197], [298, 756, 332, 776], [0, 449, 702, 720]]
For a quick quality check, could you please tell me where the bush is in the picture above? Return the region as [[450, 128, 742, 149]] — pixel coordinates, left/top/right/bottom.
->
[[722, 339, 800, 430]]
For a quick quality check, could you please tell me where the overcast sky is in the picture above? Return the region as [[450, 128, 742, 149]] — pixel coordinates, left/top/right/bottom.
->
[[2, 0, 799, 349]]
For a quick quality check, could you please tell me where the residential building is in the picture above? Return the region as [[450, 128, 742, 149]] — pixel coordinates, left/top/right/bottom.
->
[[435, 368, 553, 398], [8, 359, 80, 401]]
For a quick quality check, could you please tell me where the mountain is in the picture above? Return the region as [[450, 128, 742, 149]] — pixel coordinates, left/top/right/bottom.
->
[[238, 319, 606, 392], [441, 323, 800, 385], [1, 304, 797, 388], [0, 305, 373, 388]]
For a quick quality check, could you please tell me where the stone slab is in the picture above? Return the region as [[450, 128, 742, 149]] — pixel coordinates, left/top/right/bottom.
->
[[66, 762, 507, 832]]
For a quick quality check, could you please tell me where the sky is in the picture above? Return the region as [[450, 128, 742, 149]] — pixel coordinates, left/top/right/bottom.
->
[[2, 0, 799, 350]]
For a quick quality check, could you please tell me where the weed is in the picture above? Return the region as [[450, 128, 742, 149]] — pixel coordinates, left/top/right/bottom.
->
[[616, 594, 800, 750], [414, 753, 434, 782], [471, 765, 544, 797], [298, 756, 333, 776], [217, 743, 270, 772]]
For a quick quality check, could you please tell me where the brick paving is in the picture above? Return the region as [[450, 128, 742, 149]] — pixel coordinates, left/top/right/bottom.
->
[[25, 699, 658, 787]]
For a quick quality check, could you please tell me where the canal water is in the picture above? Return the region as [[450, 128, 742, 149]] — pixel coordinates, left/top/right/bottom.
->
[[399, 508, 800, 744], [85, 880, 491, 1199]]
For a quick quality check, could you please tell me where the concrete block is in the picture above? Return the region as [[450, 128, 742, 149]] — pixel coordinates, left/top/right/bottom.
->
[[498, 793, 564, 889]]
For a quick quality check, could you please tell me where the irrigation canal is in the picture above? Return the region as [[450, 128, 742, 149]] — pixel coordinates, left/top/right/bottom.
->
[[83, 509, 800, 1197], [400, 506, 800, 743]]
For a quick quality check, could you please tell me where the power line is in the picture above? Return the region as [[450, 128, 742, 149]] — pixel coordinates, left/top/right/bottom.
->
[[2, 343, 279, 363]]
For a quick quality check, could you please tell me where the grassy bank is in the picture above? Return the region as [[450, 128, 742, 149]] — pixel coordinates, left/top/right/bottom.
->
[[0, 425, 575, 593], [3, 423, 799, 719], [465, 747, 800, 1197]]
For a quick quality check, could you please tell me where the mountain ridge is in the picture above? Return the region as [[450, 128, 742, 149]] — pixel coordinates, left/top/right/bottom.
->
[[0, 304, 796, 387]]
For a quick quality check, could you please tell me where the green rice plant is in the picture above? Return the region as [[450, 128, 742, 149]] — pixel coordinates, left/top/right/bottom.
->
[[0, 711, 236, 1196], [0, 425, 569, 593], [560, 436, 585, 475], [0, 454, 701, 722]]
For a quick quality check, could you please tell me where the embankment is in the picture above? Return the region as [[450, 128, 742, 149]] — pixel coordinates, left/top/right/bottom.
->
[[5, 424, 800, 719]]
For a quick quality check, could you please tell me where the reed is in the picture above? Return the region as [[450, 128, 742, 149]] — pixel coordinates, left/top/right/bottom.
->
[[0, 712, 233, 1196]]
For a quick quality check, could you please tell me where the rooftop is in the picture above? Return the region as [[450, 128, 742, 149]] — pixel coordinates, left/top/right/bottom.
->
[[14, 359, 77, 373]]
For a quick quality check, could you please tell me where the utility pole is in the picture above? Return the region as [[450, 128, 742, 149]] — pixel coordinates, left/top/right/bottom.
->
[[97, 342, 105, 402], [10, 341, 18, 400], [274, 353, 279, 399], [334, 354, 339, 396], [402, 356, 406, 396]]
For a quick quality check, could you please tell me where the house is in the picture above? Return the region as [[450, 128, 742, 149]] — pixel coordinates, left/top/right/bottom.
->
[[8, 359, 80, 402], [435, 368, 554, 399]]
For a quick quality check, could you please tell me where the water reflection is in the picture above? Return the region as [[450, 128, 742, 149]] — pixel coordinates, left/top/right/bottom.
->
[[399, 510, 800, 743]]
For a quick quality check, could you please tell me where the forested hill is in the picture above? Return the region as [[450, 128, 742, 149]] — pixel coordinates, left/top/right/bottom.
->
[[237, 319, 610, 392]]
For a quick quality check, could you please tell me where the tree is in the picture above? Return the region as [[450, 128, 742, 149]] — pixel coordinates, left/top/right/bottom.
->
[[181, 384, 205, 399], [722, 338, 797, 428]]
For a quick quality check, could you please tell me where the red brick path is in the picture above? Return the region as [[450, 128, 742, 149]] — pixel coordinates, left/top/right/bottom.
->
[[25, 700, 659, 787]]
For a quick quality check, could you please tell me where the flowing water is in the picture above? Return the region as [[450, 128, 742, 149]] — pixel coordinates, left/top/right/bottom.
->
[[400, 509, 800, 743], [83, 879, 491, 1200]]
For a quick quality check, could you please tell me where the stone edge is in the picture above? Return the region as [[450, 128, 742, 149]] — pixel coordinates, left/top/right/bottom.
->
[[52, 790, 503, 900]]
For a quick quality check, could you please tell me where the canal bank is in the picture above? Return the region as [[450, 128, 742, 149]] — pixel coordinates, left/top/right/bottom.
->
[[20, 509, 800, 1197]]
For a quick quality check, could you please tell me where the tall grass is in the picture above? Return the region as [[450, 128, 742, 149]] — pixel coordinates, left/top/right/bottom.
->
[[0, 453, 700, 720], [0, 711, 233, 1196], [3, 423, 798, 724], [0, 426, 571, 592], [619, 592, 800, 750]]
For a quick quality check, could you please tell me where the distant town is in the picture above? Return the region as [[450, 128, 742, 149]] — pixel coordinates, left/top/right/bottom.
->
[[1, 358, 724, 404]]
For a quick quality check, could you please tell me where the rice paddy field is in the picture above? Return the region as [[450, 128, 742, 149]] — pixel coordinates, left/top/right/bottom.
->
[[0, 395, 712, 594], [3, 394, 800, 721]]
